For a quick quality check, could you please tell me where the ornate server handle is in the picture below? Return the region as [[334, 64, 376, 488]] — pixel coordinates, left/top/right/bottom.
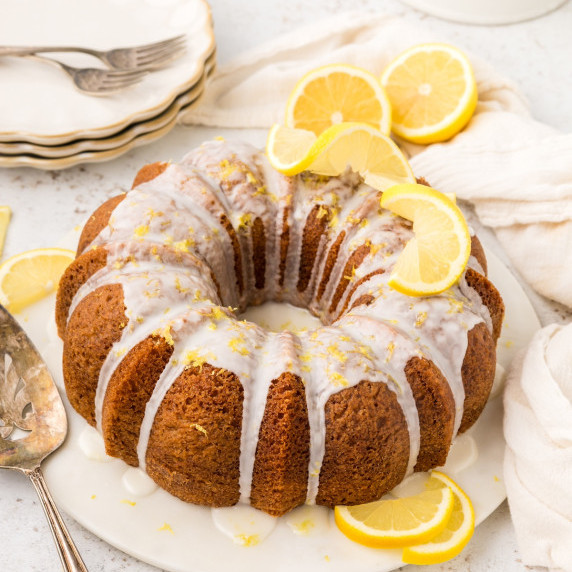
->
[[27, 466, 89, 572]]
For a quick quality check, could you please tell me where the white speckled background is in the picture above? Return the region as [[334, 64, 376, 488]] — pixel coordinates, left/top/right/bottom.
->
[[1, 0, 571, 570]]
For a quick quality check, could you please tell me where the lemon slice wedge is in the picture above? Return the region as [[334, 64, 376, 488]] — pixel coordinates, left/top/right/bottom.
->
[[0, 248, 75, 313], [266, 124, 317, 176], [381, 43, 477, 144], [380, 183, 471, 296], [403, 471, 475, 565], [0, 206, 11, 258], [335, 476, 455, 548], [285, 63, 392, 136], [267, 122, 415, 191]]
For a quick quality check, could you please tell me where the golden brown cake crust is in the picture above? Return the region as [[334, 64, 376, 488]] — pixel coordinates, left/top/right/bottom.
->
[[131, 161, 169, 189], [465, 267, 505, 342], [316, 380, 409, 507], [102, 335, 173, 466], [146, 364, 243, 508], [459, 322, 497, 433], [250, 373, 310, 516], [62, 283, 126, 426], [56, 247, 108, 338], [317, 230, 346, 302], [406, 357, 455, 472], [77, 195, 125, 256], [297, 204, 330, 293]]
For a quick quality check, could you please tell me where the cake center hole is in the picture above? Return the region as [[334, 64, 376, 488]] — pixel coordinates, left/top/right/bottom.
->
[[239, 302, 323, 333]]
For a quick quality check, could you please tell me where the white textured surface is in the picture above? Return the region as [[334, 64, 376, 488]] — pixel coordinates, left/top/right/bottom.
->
[[1, 0, 571, 571]]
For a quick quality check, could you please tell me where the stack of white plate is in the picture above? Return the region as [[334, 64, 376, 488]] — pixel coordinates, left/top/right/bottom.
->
[[0, 0, 215, 169]]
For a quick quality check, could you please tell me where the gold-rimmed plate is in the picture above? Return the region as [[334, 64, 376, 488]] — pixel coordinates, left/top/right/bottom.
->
[[0, 54, 215, 162], [0, 0, 215, 145]]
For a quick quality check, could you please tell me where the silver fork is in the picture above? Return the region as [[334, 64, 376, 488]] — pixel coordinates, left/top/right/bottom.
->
[[0, 35, 186, 71], [25, 54, 148, 95]]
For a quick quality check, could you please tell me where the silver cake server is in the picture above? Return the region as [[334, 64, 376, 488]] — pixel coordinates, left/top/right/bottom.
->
[[0, 303, 88, 572]]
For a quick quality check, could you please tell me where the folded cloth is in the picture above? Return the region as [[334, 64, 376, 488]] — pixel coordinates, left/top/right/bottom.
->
[[181, 11, 572, 309], [504, 323, 572, 571]]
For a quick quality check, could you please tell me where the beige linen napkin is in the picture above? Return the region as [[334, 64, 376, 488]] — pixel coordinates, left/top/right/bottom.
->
[[504, 324, 572, 571], [182, 11, 572, 310]]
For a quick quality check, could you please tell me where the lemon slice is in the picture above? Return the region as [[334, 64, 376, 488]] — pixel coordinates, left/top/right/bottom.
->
[[0, 248, 75, 313], [285, 63, 392, 136], [335, 477, 455, 548], [307, 123, 415, 190], [380, 183, 471, 296], [403, 471, 475, 565], [266, 124, 317, 176], [268, 122, 415, 191], [381, 43, 477, 144], [0, 206, 11, 258]]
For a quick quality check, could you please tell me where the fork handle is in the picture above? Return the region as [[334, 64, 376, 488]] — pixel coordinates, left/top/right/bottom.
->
[[0, 46, 98, 58], [28, 467, 89, 572]]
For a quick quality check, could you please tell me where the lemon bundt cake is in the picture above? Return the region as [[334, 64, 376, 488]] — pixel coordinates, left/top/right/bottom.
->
[[56, 139, 504, 517]]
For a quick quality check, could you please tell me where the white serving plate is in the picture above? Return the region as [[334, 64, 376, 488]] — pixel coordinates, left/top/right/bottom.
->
[[0, 0, 215, 144], [0, 54, 215, 159], [17, 246, 540, 572]]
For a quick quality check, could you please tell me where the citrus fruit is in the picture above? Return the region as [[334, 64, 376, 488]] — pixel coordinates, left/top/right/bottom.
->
[[0, 206, 11, 258], [403, 471, 475, 565], [307, 122, 415, 190], [285, 63, 392, 136], [267, 122, 415, 191], [334, 477, 455, 548], [266, 124, 317, 176], [380, 183, 471, 296], [381, 43, 477, 144], [0, 248, 75, 313]]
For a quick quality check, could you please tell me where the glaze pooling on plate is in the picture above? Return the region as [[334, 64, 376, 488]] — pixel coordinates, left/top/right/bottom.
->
[[0, 0, 215, 143]]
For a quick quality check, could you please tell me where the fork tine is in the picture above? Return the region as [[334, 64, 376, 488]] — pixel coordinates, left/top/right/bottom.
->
[[96, 79, 145, 93], [103, 69, 149, 80], [136, 39, 186, 57], [135, 34, 186, 53], [135, 46, 186, 68], [100, 74, 147, 88]]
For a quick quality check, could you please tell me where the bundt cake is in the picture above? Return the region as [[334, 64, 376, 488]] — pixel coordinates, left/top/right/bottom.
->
[[56, 138, 504, 517]]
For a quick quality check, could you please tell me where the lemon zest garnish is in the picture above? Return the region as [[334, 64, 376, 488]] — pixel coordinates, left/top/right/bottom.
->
[[330, 371, 349, 387], [134, 224, 149, 238], [189, 423, 208, 438], [158, 522, 174, 534], [415, 311, 428, 328], [294, 519, 315, 535], [155, 324, 175, 346], [236, 534, 259, 547], [316, 205, 329, 219], [327, 344, 347, 363], [229, 335, 249, 356], [175, 276, 190, 294], [237, 213, 252, 231]]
